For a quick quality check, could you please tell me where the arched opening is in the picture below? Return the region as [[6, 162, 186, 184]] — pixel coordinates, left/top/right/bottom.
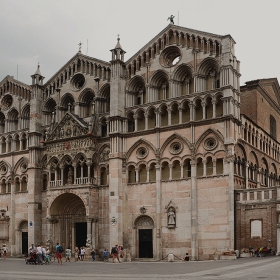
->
[[161, 161, 169, 181], [100, 84, 110, 113], [206, 156, 213, 175], [100, 167, 107, 185], [139, 164, 147, 183], [43, 98, 56, 125], [134, 215, 154, 258], [215, 95, 223, 117], [170, 103, 179, 125], [160, 105, 168, 127], [183, 158, 191, 178], [127, 112, 135, 132], [50, 193, 87, 250], [196, 158, 203, 177], [172, 160, 181, 179], [79, 90, 95, 117], [147, 108, 156, 129], [137, 110, 145, 131], [149, 163, 156, 182], [195, 99, 203, 121], [181, 101, 190, 123], [205, 96, 212, 119], [128, 165, 136, 183]]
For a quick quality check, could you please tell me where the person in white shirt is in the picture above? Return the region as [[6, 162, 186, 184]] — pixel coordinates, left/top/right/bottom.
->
[[80, 247, 85, 261], [36, 244, 43, 265]]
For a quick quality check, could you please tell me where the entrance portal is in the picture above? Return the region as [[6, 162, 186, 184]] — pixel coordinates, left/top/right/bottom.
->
[[76, 222, 87, 248], [49, 193, 87, 250], [139, 229, 153, 258], [135, 215, 154, 258], [22, 232, 28, 255]]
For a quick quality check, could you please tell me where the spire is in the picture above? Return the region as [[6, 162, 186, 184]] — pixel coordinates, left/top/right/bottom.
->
[[110, 35, 126, 62], [31, 63, 44, 86], [115, 34, 122, 49], [34, 63, 42, 76]]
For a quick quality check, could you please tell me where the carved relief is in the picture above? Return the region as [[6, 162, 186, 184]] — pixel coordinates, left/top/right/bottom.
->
[[99, 148, 110, 162], [1, 95, 13, 111], [47, 113, 88, 141]]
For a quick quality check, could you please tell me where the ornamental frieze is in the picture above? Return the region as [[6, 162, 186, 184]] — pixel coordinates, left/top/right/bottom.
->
[[46, 138, 95, 154]]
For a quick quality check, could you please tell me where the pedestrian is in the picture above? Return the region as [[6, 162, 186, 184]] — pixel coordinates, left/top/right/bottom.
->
[[103, 249, 108, 262], [90, 248, 95, 261], [80, 247, 85, 261], [74, 246, 79, 262], [42, 246, 46, 263], [183, 253, 189, 261], [45, 247, 50, 265], [29, 244, 35, 255], [55, 242, 63, 265], [2, 244, 8, 261], [36, 244, 43, 265], [65, 247, 71, 262], [111, 245, 121, 263]]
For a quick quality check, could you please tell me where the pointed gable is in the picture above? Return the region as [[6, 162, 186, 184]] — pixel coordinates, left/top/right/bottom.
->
[[47, 112, 88, 141], [259, 78, 280, 107]]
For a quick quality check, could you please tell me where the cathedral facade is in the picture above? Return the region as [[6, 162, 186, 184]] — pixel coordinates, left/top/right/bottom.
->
[[0, 24, 279, 261]]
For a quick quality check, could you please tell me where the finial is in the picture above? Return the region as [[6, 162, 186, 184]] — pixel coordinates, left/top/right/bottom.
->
[[38, 62, 40, 69], [117, 34, 120, 42], [78, 41, 83, 52]]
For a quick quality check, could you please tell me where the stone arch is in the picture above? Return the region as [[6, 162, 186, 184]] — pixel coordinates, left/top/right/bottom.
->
[[134, 215, 154, 228], [159, 133, 192, 157], [194, 128, 224, 153], [197, 57, 220, 76], [149, 69, 169, 87], [13, 157, 29, 175], [126, 138, 157, 160]]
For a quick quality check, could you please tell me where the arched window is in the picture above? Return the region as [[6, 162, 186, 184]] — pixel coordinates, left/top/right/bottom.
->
[[196, 158, 203, 177], [161, 161, 169, 181], [100, 167, 107, 185], [183, 158, 191, 178], [216, 158, 223, 175], [128, 165, 136, 183], [172, 160, 181, 179], [139, 164, 147, 183], [149, 163, 156, 182], [206, 156, 213, 175]]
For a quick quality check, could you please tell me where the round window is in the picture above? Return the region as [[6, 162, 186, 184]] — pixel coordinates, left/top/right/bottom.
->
[[70, 73, 85, 91], [1, 94, 13, 111], [169, 141, 183, 155], [159, 46, 182, 68], [136, 147, 148, 159], [204, 138, 218, 150]]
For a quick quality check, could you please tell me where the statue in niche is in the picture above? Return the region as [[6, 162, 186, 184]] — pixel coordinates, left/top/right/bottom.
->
[[167, 207, 176, 227], [60, 127, 64, 138], [67, 167, 74, 184]]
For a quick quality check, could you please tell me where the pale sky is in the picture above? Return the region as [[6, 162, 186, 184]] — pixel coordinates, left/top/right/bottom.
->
[[0, 0, 279, 86]]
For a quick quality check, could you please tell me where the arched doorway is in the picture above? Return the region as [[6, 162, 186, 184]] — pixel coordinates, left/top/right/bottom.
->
[[135, 215, 154, 258], [19, 221, 28, 255], [49, 193, 87, 250]]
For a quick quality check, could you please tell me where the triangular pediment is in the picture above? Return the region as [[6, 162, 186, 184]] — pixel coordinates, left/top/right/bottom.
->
[[44, 52, 110, 87], [47, 112, 88, 141], [126, 24, 226, 64], [0, 75, 31, 90], [259, 78, 280, 107]]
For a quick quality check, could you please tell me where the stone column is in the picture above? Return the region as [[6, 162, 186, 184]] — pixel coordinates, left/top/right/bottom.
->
[[144, 113, 148, 130], [167, 108, 171, 126], [155, 163, 162, 260], [202, 101, 206, 119], [178, 107, 182, 124], [87, 218, 92, 249], [212, 99, 216, 118], [212, 158, 217, 176], [169, 164, 172, 180], [133, 115, 138, 132], [146, 167, 150, 183], [10, 176, 16, 255], [73, 164, 77, 184], [202, 159, 206, 177]]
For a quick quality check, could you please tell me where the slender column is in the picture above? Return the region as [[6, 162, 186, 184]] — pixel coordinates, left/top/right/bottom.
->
[[169, 164, 172, 180], [180, 163, 184, 179], [144, 113, 148, 130], [135, 167, 139, 183], [86, 218, 92, 249], [245, 163, 249, 189], [87, 163, 91, 182], [202, 101, 206, 120], [73, 164, 77, 184], [167, 108, 171, 126], [179, 107, 182, 124], [133, 115, 138, 132], [212, 159, 217, 176], [212, 99, 216, 118], [61, 165, 64, 186], [203, 160, 206, 177], [146, 167, 150, 183]]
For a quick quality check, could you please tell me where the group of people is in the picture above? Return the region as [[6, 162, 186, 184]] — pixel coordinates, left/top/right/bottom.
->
[[28, 244, 51, 265], [110, 244, 124, 263]]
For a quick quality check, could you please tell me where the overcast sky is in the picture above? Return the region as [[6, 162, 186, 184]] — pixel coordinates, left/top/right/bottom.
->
[[0, 0, 279, 86]]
